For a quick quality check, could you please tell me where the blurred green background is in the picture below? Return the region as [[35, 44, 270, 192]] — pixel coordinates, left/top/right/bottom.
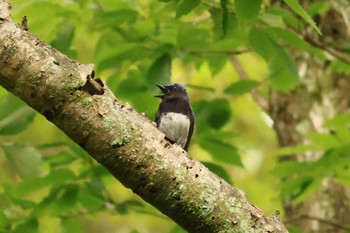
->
[[0, 0, 330, 232]]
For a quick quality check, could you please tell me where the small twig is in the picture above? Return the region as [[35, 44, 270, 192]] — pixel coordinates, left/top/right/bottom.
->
[[304, 36, 350, 64], [187, 49, 251, 56], [21, 15, 28, 31], [285, 214, 350, 231], [229, 54, 269, 111]]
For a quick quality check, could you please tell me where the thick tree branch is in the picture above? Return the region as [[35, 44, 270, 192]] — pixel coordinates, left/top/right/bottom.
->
[[0, 2, 288, 232]]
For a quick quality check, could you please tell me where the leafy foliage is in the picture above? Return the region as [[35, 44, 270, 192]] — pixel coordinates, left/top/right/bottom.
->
[[235, 0, 262, 22], [249, 27, 299, 91], [1, 144, 42, 179], [282, 0, 321, 34], [273, 114, 350, 201], [225, 80, 260, 95], [1, 0, 343, 232], [0, 94, 36, 135]]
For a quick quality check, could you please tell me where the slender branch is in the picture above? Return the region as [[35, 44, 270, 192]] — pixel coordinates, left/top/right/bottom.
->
[[186, 48, 251, 56], [184, 49, 270, 112], [229, 54, 269, 111], [285, 214, 350, 231], [304, 35, 350, 64]]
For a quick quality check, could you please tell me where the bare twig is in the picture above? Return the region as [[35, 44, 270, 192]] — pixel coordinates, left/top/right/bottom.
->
[[229, 54, 269, 111], [186, 49, 251, 56], [21, 15, 28, 31], [285, 214, 350, 231], [305, 36, 350, 64]]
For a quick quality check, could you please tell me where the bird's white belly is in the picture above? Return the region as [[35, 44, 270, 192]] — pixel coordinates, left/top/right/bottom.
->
[[158, 112, 190, 148]]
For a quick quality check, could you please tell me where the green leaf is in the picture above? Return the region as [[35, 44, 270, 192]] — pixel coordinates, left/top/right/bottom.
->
[[206, 55, 227, 76], [324, 114, 350, 129], [78, 185, 105, 212], [115, 200, 145, 215], [202, 162, 232, 184], [115, 70, 155, 114], [129, 230, 141, 233], [293, 178, 321, 203], [33, 187, 61, 217], [197, 131, 242, 167], [274, 144, 321, 156], [36, 141, 68, 149], [307, 133, 341, 149], [95, 9, 138, 26], [225, 80, 260, 95], [199, 139, 242, 166], [0, 107, 36, 135], [220, 0, 228, 36], [266, 27, 325, 58], [146, 53, 171, 85], [95, 41, 143, 71], [169, 225, 185, 233], [287, 226, 303, 233], [193, 99, 231, 130], [314, 148, 349, 176], [206, 99, 231, 129], [176, 0, 201, 18], [235, 0, 262, 21], [11, 198, 36, 209], [283, 0, 321, 35], [9, 169, 75, 198], [15, 2, 65, 41], [186, 85, 215, 92], [50, 185, 79, 215], [13, 218, 39, 233], [33, 184, 79, 217], [0, 94, 36, 135], [259, 12, 284, 27], [0, 211, 9, 229], [270, 161, 311, 178], [280, 176, 314, 200], [44, 151, 76, 168], [308, 1, 330, 17], [65, 139, 93, 161], [329, 60, 350, 75], [0, 93, 26, 119], [50, 24, 76, 58], [1, 144, 42, 179], [61, 217, 82, 233], [323, 117, 350, 143], [84, 180, 105, 200], [169, 225, 184, 233], [249, 27, 299, 91], [178, 25, 211, 50], [265, 6, 300, 30]]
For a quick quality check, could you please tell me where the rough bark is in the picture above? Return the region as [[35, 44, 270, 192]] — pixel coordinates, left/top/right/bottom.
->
[[0, 1, 288, 232], [269, 1, 350, 232]]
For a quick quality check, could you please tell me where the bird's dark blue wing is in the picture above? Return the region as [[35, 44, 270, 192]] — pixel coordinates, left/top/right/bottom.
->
[[184, 111, 194, 151], [155, 107, 162, 127]]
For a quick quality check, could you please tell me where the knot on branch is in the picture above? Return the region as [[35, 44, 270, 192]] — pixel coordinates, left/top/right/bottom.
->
[[81, 70, 105, 95]]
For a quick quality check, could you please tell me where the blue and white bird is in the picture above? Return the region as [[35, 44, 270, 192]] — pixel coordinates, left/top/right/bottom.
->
[[155, 84, 194, 151]]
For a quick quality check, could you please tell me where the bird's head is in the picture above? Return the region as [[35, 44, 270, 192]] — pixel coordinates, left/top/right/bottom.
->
[[155, 83, 189, 101]]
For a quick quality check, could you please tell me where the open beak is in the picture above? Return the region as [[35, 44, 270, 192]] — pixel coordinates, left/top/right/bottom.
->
[[154, 84, 168, 98]]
